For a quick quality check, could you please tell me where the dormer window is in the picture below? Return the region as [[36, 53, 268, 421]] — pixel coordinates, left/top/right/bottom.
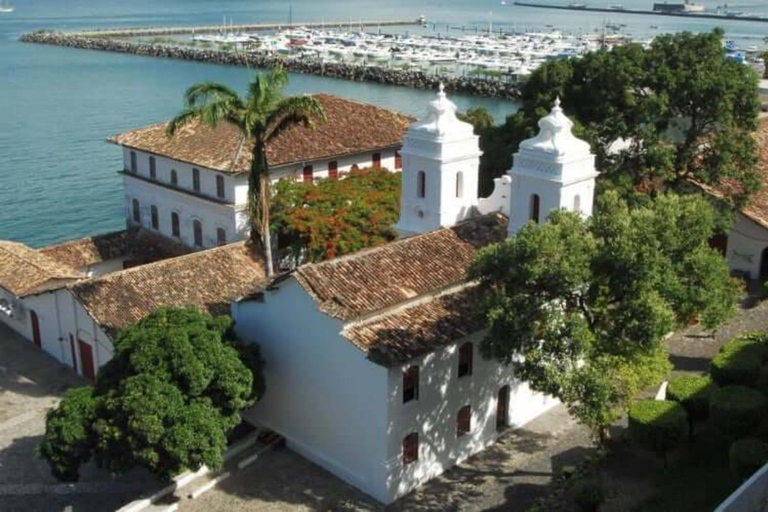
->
[[149, 156, 156, 179], [530, 194, 540, 224], [458, 342, 473, 378], [403, 366, 419, 403], [417, 171, 426, 199], [130, 151, 137, 173]]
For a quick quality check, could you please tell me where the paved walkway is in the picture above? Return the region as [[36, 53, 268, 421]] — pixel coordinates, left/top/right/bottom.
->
[[0, 323, 156, 512]]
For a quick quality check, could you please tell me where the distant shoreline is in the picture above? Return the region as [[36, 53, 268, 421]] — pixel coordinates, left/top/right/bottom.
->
[[19, 29, 522, 100]]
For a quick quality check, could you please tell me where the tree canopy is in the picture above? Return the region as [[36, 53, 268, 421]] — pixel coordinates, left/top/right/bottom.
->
[[469, 191, 740, 440], [473, 29, 760, 205], [38, 308, 264, 482], [272, 167, 400, 263], [168, 67, 326, 276]]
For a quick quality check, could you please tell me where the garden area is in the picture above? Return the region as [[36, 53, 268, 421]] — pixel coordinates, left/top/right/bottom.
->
[[528, 331, 768, 512]]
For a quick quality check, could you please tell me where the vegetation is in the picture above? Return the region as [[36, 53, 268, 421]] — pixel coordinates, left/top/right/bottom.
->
[[38, 308, 264, 482], [572, 478, 606, 512], [710, 385, 767, 441], [710, 333, 768, 387], [729, 438, 768, 479], [666, 375, 717, 434], [168, 67, 326, 276], [272, 168, 400, 263], [628, 400, 688, 466], [467, 29, 760, 205], [470, 191, 739, 442]]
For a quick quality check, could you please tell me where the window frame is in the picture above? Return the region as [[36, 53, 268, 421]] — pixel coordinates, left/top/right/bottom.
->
[[402, 432, 419, 465], [456, 171, 464, 198], [171, 212, 180, 237], [170, 169, 178, 186], [150, 205, 159, 230], [403, 365, 419, 404], [132, 198, 140, 224], [193, 168, 201, 192], [149, 156, 156, 179], [216, 175, 225, 199], [328, 160, 338, 180], [530, 194, 540, 224], [372, 152, 381, 169], [395, 151, 402, 170], [130, 151, 137, 173], [457, 405, 471, 438], [303, 165, 314, 183], [417, 171, 426, 199], [193, 219, 203, 247], [216, 227, 227, 246]]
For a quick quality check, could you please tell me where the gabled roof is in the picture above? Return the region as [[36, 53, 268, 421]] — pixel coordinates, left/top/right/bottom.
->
[[38, 228, 190, 270], [0, 241, 84, 297], [294, 213, 507, 322], [71, 241, 266, 335], [343, 284, 486, 366], [109, 94, 413, 174]]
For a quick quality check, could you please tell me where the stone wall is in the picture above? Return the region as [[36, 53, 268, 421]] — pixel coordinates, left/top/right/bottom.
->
[[20, 32, 522, 100]]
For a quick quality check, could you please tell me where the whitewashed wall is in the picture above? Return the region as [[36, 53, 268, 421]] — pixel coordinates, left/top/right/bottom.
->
[[269, 149, 399, 182], [384, 331, 559, 502], [727, 213, 768, 279], [232, 278, 391, 502]]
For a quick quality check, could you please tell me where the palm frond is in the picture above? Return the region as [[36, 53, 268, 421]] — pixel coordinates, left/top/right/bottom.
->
[[184, 82, 242, 109], [166, 108, 205, 136], [265, 95, 327, 141]]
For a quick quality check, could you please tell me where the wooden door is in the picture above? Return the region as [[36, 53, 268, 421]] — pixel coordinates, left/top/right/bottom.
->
[[30, 310, 41, 348], [78, 340, 95, 381], [497, 385, 510, 431]]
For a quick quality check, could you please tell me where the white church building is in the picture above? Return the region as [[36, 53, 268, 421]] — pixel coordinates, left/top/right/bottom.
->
[[231, 88, 596, 504]]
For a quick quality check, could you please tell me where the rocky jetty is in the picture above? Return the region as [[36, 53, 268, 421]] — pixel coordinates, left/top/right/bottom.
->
[[20, 31, 522, 100]]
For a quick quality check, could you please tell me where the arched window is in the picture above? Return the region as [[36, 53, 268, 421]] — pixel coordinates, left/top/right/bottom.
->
[[216, 175, 225, 199], [573, 194, 581, 213], [216, 228, 227, 246], [132, 199, 140, 224], [149, 156, 156, 179], [171, 212, 180, 237], [193, 220, 203, 247], [170, 170, 178, 186], [150, 205, 158, 230], [402, 432, 418, 465], [530, 194, 540, 224], [417, 171, 426, 199], [455, 172, 464, 198]]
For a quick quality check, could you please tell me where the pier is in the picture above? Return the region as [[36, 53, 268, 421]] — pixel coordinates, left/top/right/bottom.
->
[[72, 19, 423, 39], [514, 1, 768, 23]]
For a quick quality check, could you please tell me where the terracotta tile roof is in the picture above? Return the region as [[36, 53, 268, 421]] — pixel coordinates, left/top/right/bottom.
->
[[39, 228, 191, 270], [71, 242, 266, 335], [294, 214, 508, 321], [344, 285, 486, 366], [109, 94, 413, 174], [0, 241, 84, 297], [698, 115, 768, 228]]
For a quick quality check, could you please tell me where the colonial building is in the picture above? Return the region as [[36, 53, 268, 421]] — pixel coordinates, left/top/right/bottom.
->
[[110, 94, 412, 249], [231, 91, 597, 503]]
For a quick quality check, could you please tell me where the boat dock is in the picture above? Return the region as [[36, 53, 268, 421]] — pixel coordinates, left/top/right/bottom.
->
[[513, 1, 768, 23], [72, 19, 424, 38]]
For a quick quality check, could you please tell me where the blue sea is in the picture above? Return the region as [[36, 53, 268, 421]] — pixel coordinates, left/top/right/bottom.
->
[[1, 0, 766, 247]]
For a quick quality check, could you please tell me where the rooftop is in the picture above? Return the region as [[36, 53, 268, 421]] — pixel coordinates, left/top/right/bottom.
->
[[0, 241, 84, 297], [39, 228, 190, 270], [294, 213, 507, 322], [109, 94, 413, 174], [71, 241, 266, 334]]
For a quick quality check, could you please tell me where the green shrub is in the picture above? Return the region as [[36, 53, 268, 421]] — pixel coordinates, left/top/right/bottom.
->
[[628, 400, 687, 466], [710, 385, 768, 441], [667, 375, 716, 425], [573, 478, 606, 512], [729, 438, 768, 479], [710, 333, 768, 388]]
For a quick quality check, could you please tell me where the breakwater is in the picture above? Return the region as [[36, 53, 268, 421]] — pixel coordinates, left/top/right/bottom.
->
[[19, 31, 522, 99], [514, 1, 768, 23]]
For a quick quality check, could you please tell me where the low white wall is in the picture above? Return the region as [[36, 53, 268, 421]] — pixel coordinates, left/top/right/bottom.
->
[[727, 213, 768, 279], [478, 174, 511, 216], [715, 461, 768, 512]]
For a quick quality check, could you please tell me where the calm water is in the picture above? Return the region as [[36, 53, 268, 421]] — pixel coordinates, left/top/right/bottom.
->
[[1, 0, 766, 247]]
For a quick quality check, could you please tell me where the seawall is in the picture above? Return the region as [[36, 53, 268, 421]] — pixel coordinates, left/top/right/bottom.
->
[[19, 32, 522, 100]]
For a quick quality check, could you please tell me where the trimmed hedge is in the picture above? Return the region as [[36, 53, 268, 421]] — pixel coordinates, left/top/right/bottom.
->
[[628, 400, 687, 465], [729, 438, 768, 479], [667, 375, 716, 423], [710, 333, 768, 388], [710, 385, 768, 441]]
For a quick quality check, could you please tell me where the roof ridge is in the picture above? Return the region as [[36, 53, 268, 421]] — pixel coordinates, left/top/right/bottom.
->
[[38, 229, 129, 251], [71, 240, 251, 287]]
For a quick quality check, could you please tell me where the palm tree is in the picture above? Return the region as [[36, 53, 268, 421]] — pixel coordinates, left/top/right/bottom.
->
[[167, 67, 325, 276]]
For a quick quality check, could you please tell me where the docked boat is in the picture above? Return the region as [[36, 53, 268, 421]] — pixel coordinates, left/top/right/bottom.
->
[[0, 1, 14, 13]]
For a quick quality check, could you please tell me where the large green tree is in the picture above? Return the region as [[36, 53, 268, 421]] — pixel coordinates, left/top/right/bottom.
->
[[272, 167, 400, 263], [168, 67, 326, 276], [476, 29, 760, 205], [469, 191, 740, 442], [38, 308, 264, 482]]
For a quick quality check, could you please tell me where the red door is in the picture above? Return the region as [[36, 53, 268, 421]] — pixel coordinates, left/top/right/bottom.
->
[[78, 340, 95, 381], [303, 165, 313, 183], [497, 385, 510, 431], [328, 161, 338, 180], [30, 310, 41, 348]]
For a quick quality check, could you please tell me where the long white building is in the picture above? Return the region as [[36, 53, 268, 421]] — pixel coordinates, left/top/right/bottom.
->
[[110, 94, 412, 249]]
